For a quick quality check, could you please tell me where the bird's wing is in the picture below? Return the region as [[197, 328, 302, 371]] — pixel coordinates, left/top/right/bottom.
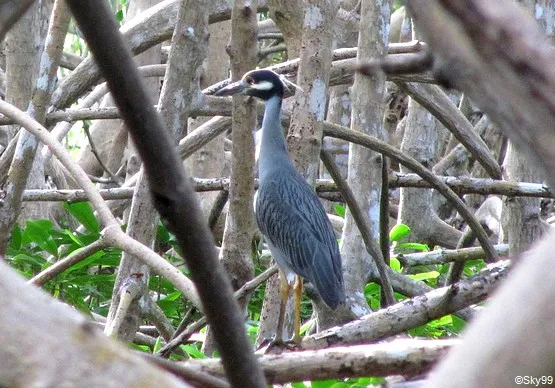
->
[[256, 174, 344, 307]]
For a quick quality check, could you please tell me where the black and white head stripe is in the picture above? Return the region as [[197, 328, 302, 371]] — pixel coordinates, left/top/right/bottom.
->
[[215, 69, 300, 100], [247, 79, 274, 91]]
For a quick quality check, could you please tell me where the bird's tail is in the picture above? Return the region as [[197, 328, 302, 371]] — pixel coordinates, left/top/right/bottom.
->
[[308, 253, 345, 309]]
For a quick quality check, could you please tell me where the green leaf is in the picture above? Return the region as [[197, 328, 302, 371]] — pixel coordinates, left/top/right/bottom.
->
[[396, 242, 429, 253], [329, 383, 349, 388], [11, 253, 47, 269], [334, 204, 346, 218], [291, 383, 308, 388], [152, 336, 163, 354], [24, 220, 58, 256], [389, 223, 411, 242], [129, 343, 150, 352], [463, 259, 486, 276], [408, 271, 440, 281], [10, 224, 22, 251], [64, 274, 116, 285], [181, 344, 206, 359], [64, 250, 105, 272], [311, 380, 341, 388], [115, 9, 124, 22], [60, 229, 85, 247], [451, 315, 467, 333], [390, 257, 402, 272], [428, 315, 452, 327], [299, 318, 314, 335], [64, 202, 100, 234]]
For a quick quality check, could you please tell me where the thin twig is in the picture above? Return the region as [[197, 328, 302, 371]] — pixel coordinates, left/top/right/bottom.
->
[[379, 156, 391, 306], [320, 150, 396, 307], [397, 244, 509, 267], [170, 306, 197, 343], [83, 124, 123, 185], [157, 265, 279, 357], [29, 238, 109, 286]]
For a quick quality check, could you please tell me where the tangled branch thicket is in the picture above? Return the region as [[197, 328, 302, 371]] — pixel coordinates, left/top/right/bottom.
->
[[1, 0, 555, 387]]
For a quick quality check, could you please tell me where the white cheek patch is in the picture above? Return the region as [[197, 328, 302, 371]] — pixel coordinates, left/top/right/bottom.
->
[[251, 80, 274, 90]]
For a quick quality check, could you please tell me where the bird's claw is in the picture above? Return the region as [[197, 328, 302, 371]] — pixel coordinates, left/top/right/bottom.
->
[[256, 336, 302, 354]]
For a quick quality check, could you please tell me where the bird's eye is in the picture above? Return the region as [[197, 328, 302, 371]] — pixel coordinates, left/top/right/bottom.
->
[[245, 76, 254, 85]]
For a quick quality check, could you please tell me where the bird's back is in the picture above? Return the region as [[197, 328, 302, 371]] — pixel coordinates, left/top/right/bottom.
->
[[256, 167, 345, 309]]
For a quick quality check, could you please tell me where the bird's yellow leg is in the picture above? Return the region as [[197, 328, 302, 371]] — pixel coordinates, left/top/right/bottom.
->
[[275, 269, 291, 344], [292, 275, 303, 344]]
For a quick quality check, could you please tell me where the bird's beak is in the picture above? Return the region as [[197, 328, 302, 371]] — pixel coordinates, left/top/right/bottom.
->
[[214, 80, 249, 96]]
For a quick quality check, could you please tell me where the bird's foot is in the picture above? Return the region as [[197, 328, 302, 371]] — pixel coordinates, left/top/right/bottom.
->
[[256, 336, 302, 354]]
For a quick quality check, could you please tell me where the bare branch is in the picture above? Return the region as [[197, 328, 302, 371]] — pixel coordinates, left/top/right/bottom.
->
[[323, 122, 498, 262], [321, 150, 396, 306], [302, 260, 509, 350], [179, 339, 458, 384], [398, 244, 509, 267]]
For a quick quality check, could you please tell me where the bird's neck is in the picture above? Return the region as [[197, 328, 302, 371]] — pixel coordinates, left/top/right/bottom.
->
[[259, 95, 295, 180]]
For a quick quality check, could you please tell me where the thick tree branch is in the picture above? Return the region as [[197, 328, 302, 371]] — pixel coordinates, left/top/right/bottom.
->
[[301, 260, 509, 350], [64, 3, 265, 385], [20, 173, 554, 202], [179, 339, 458, 384], [0, 261, 188, 387]]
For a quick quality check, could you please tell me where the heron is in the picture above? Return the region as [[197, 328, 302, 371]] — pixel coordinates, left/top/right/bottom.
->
[[215, 69, 344, 343]]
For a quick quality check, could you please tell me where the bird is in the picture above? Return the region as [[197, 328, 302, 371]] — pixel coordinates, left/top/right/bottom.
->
[[215, 69, 345, 343]]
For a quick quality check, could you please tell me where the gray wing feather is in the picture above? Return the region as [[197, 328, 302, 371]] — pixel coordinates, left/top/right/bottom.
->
[[256, 172, 344, 308]]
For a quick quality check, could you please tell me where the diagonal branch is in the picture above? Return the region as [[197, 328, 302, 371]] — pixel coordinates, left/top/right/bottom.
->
[[63, 2, 265, 386], [320, 150, 396, 306], [323, 122, 498, 263]]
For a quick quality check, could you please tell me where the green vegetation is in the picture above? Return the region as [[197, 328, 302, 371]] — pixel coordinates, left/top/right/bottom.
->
[[6, 202, 487, 386]]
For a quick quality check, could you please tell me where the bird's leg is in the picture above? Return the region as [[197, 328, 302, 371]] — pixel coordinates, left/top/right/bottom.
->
[[292, 274, 303, 344], [275, 269, 291, 345]]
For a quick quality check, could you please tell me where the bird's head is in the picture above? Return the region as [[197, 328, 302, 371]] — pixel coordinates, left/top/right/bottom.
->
[[214, 69, 285, 101]]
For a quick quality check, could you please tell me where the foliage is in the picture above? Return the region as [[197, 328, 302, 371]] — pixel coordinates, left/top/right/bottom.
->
[[6, 195, 486, 387]]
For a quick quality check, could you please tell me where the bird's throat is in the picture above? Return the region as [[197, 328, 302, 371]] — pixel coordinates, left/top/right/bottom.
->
[[259, 95, 295, 180]]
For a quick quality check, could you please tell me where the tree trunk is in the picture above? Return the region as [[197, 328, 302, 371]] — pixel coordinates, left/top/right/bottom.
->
[[104, 0, 166, 342], [204, 0, 258, 355], [500, 0, 551, 257], [0, 0, 56, 254], [340, 0, 390, 317]]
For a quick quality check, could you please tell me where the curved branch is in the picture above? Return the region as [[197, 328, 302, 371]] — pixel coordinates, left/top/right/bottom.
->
[[0, 99, 200, 308], [323, 122, 498, 262]]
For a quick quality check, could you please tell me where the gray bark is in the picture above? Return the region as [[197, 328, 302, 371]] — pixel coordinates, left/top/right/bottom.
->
[[0, 0, 57, 253], [500, 0, 551, 257], [104, 0, 164, 342], [0, 260, 188, 388], [340, 0, 390, 317], [398, 96, 462, 248], [204, 0, 258, 355]]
